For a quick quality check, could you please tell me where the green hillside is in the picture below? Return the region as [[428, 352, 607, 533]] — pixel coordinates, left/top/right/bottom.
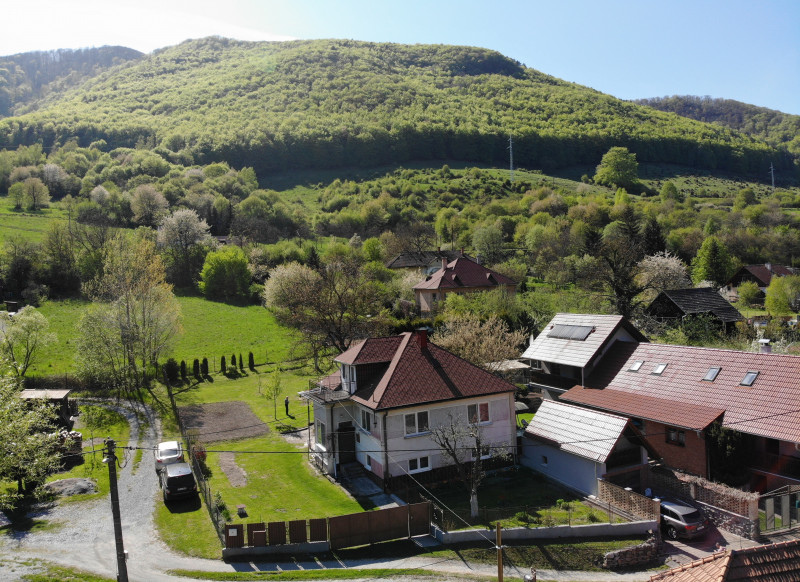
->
[[0, 38, 788, 179]]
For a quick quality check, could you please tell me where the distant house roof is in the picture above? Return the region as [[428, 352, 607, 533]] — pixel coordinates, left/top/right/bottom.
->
[[649, 539, 800, 581], [520, 313, 647, 369], [562, 339, 800, 442], [328, 331, 515, 411], [646, 287, 743, 324], [525, 400, 630, 463], [726, 264, 795, 288], [385, 250, 472, 270], [412, 257, 516, 291]]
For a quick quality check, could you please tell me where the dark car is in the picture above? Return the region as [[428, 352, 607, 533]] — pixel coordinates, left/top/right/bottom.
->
[[659, 498, 709, 540], [160, 462, 197, 501]]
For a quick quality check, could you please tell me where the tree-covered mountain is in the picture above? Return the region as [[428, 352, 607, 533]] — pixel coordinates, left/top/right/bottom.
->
[[635, 95, 800, 157], [0, 46, 144, 117], [0, 38, 792, 179]]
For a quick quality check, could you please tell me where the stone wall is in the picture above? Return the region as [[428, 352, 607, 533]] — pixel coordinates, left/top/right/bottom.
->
[[697, 501, 759, 540], [602, 535, 661, 570]]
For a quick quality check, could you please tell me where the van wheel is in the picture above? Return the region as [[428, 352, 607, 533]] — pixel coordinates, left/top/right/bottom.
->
[[666, 526, 678, 540]]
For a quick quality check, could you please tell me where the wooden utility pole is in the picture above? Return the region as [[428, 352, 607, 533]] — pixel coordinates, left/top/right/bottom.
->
[[496, 521, 503, 582], [105, 439, 129, 582]]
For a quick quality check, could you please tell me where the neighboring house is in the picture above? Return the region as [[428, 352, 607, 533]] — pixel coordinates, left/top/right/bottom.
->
[[722, 263, 795, 303], [385, 249, 473, 276], [521, 400, 651, 496], [413, 256, 517, 314], [520, 313, 800, 492], [519, 313, 648, 400], [649, 539, 800, 581], [646, 287, 743, 332], [302, 329, 517, 490]]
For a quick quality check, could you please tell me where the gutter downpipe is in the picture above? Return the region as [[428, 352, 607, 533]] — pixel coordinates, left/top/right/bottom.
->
[[383, 411, 390, 492]]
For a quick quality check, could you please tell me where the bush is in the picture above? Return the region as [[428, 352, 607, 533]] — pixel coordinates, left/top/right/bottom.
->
[[231, 353, 236, 368], [163, 358, 180, 384], [239, 353, 244, 370], [193, 358, 201, 378], [248, 352, 255, 370], [201, 357, 209, 376], [180, 360, 187, 380], [587, 511, 601, 523], [220, 356, 226, 373]]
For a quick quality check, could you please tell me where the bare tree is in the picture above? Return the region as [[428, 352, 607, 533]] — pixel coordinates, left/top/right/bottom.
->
[[131, 184, 169, 227], [23, 177, 50, 211], [432, 315, 526, 373], [259, 368, 284, 420], [429, 413, 510, 519], [636, 251, 691, 301], [0, 306, 56, 377]]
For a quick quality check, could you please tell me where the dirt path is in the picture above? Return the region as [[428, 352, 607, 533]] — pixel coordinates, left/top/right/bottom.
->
[[218, 452, 247, 487]]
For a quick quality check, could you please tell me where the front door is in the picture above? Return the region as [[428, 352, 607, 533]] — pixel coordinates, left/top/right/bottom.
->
[[337, 423, 356, 464]]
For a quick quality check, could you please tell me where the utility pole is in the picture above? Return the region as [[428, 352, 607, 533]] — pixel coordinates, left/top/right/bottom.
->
[[104, 438, 129, 582], [770, 163, 776, 195]]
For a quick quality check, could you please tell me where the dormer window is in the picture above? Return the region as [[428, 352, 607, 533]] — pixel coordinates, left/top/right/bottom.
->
[[703, 367, 721, 382], [629, 361, 644, 372], [652, 363, 667, 375], [741, 371, 759, 386]]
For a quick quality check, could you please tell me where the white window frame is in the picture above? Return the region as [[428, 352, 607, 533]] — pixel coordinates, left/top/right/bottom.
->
[[629, 360, 644, 372], [404, 411, 430, 436], [652, 363, 667, 375], [316, 421, 327, 450], [361, 409, 372, 432], [408, 456, 430, 474], [468, 402, 490, 424]]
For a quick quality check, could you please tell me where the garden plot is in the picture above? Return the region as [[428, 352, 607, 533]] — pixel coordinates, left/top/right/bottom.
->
[[177, 401, 268, 443]]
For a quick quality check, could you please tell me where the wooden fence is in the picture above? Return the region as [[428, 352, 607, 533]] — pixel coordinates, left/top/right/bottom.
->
[[225, 502, 431, 550]]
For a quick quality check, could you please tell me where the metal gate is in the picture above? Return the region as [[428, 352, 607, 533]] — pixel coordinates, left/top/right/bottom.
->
[[760, 485, 800, 534]]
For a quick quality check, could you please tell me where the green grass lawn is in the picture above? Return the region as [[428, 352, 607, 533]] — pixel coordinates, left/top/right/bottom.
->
[[17, 562, 115, 582], [155, 489, 223, 558], [0, 194, 66, 244]]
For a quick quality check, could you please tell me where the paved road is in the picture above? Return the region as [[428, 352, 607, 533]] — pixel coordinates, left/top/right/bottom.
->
[[0, 400, 762, 581]]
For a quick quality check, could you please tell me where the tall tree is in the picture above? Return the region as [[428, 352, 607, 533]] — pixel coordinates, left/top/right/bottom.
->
[[691, 236, 734, 288], [640, 216, 666, 256], [432, 315, 526, 373], [22, 177, 50, 211], [765, 275, 800, 317], [130, 184, 169, 227], [594, 147, 639, 190], [198, 245, 251, 301], [157, 208, 212, 287]]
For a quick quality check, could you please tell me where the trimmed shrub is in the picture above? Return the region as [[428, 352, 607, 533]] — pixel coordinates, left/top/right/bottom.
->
[[163, 358, 179, 384], [201, 357, 209, 376], [231, 353, 236, 368], [239, 353, 244, 370], [180, 360, 187, 380], [220, 356, 227, 373], [248, 352, 255, 370], [193, 359, 201, 378]]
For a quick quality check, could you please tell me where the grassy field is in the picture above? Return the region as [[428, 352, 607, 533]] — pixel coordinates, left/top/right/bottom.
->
[[29, 295, 296, 377], [0, 194, 66, 244]]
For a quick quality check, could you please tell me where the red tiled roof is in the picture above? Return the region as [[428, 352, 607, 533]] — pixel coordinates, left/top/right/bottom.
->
[[650, 540, 800, 581], [727, 264, 795, 287], [413, 257, 516, 291], [564, 340, 800, 442], [336, 336, 404, 365], [349, 331, 516, 411]]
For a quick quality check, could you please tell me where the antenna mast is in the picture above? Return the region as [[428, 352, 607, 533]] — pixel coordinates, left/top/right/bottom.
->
[[508, 134, 514, 183]]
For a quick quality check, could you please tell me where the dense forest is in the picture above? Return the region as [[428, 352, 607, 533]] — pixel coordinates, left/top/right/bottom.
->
[[0, 46, 143, 117], [635, 95, 800, 157], [0, 38, 793, 179]]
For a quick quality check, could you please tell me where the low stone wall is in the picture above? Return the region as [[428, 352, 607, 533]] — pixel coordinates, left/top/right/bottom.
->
[[603, 535, 660, 570], [697, 501, 759, 540], [432, 520, 656, 544]]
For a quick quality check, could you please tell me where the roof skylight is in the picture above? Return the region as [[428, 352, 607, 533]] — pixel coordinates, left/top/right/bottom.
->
[[629, 361, 644, 372], [703, 367, 721, 382], [652, 363, 667, 375], [741, 371, 759, 386]]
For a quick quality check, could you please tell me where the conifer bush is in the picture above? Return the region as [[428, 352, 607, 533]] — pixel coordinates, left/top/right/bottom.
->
[[220, 356, 227, 373]]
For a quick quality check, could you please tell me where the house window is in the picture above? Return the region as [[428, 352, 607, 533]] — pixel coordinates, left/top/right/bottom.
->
[[741, 371, 759, 386], [361, 409, 372, 431], [408, 456, 430, 473], [467, 402, 490, 424], [703, 367, 721, 381], [541, 455, 548, 466], [432, 293, 438, 302], [652, 363, 667, 375], [405, 411, 430, 436], [317, 421, 327, 448], [365, 455, 372, 470], [666, 427, 685, 446], [629, 361, 644, 372], [342, 365, 349, 382]]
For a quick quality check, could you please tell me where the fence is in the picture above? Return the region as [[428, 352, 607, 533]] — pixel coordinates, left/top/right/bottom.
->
[[597, 479, 660, 521], [224, 502, 431, 550], [760, 485, 800, 535]]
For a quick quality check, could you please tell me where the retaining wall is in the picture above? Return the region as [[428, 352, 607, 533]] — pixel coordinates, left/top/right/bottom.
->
[[431, 520, 657, 544], [602, 535, 661, 570]]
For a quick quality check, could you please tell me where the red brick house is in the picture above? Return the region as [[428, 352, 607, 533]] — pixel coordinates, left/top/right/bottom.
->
[[303, 330, 517, 490], [521, 314, 800, 492], [413, 256, 517, 314]]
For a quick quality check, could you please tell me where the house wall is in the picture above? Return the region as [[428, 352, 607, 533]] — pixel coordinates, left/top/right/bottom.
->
[[520, 437, 603, 496], [382, 393, 515, 479], [642, 419, 708, 478]]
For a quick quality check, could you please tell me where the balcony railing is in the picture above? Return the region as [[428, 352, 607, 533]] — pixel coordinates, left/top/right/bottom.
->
[[527, 370, 581, 393], [301, 384, 351, 404]]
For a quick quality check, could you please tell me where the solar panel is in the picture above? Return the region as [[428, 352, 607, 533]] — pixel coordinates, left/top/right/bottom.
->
[[547, 324, 594, 341]]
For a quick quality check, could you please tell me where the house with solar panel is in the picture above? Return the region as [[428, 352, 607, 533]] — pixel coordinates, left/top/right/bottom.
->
[[302, 329, 517, 491], [520, 313, 800, 493]]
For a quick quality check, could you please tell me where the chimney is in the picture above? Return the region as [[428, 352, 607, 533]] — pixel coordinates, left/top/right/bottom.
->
[[766, 263, 772, 274], [759, 339, 772, 354], [416, 328, 428, 350], [460, 247, 464, 257], [442, 257, 447, 271]]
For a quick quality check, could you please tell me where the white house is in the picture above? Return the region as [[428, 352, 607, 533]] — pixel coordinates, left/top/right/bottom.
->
[[302, 330, 517, 490]]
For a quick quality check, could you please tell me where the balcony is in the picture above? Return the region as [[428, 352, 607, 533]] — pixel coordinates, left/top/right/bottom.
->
[[527, 370, 581, 394], [301, 380, 351, 404]]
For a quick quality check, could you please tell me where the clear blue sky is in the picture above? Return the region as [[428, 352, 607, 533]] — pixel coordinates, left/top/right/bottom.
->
[[3, 0, 799, 114]]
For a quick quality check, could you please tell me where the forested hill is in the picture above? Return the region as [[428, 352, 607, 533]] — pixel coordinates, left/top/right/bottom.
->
[[0, 37, 791, 178], [0, 46, 144, 117], [635, 95, 800, 157]]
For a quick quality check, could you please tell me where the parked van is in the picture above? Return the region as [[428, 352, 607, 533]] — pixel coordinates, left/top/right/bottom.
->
[[160, 462, 197, 501]]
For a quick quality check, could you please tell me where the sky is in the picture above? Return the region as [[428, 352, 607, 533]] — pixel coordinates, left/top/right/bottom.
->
[[2, 0, 799, 115]]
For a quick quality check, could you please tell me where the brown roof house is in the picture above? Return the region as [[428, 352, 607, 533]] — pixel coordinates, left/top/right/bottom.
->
[[646, 287, 744, 332], [413, 256, 517, 315], [385, 249, 473, 275], [722, 263, 796, 304], [302, 330, 517, 490], [520, 313, 800, 493], [649, 539, 800, 582]]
